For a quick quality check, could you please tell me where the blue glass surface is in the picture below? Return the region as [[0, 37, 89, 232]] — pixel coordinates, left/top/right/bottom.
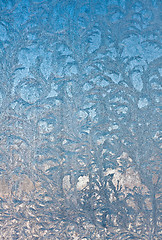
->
[[0, 0, 161, 239]]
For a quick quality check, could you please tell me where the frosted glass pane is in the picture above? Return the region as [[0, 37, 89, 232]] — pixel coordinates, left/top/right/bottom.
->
[[0, 0, 161, 239]]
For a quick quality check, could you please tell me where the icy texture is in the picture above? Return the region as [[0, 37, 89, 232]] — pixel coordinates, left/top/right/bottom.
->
[[0, 0, 161, 239]]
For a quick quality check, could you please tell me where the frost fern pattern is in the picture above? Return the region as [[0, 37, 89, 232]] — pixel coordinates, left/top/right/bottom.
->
[[0, 0, 161, 239]]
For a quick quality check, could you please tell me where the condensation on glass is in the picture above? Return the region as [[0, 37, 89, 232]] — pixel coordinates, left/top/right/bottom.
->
[[0, 0, 161, 239]]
